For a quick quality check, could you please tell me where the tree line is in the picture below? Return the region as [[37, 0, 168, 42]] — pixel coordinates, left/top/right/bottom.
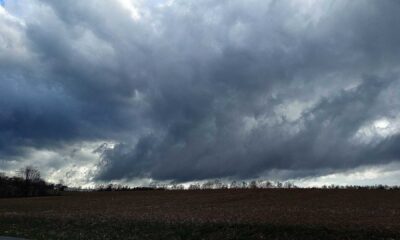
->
[[0, 166, 66, 198], [2, 167, 399, 196], [93, 179, 400, 192]]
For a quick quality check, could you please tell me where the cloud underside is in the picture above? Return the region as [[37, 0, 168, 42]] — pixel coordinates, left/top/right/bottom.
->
[[1, 0, 400, 183]]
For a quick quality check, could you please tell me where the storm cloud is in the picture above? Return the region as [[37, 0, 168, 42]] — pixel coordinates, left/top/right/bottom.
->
[[1, 0, 400, 184]]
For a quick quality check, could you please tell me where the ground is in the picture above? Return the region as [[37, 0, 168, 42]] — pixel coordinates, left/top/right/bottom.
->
[[0, 189, 399, 239]]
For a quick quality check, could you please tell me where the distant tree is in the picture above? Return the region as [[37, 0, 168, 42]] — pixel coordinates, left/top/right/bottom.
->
[[17, 166, 41, 196], [18, 166, 41, 182], [171, 183, 184, 190], [230, 180, 239, 189], [55, 183, 67, 191], [284, 182, 295, 189], [257, 180, 264, 188], [105, 184, 114, 191], [188, 183, 201, 190], [55, 180, 67, 191], [249, 180, 258, 189], [213, 179, 223, 189], [0, 167, 60, 197], [201, 181, 214, 189]]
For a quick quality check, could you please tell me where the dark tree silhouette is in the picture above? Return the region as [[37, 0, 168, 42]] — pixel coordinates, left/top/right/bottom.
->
[[0, 167, 63, 198], [18, 166, 41, 182]]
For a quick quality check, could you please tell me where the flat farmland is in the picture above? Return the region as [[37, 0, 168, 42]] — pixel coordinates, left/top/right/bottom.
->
[[0, 189, 399, 239]]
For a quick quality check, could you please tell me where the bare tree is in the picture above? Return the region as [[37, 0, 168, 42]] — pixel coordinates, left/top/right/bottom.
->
[[188, 183, 201, 190], [265, 181, 273, 188], [213, 179, 223, 189], [249, 180, 258, 189], [229, 180, 238, 189], [18, 166, 41, 182], [201, 181, 214, 189]]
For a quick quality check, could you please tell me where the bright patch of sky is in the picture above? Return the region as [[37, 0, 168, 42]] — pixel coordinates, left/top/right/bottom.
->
[[117, 0, 141, 20], [0, 141, 114, 188], [352, 116, 400, 144], [298, 162, 400, 187]]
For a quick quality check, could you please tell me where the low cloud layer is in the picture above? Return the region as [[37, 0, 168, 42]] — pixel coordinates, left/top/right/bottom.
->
[[1, 0, 400, 184]]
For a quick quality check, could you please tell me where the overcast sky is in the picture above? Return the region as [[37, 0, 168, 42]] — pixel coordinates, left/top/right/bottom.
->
[[1, 0, 400, 187]]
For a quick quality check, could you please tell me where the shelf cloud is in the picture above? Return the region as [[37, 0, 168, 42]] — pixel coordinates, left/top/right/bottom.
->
[[1, 0, 400, 184]]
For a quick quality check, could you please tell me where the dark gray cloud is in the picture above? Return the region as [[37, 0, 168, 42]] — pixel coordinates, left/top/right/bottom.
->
[[1, 0, 400, 183]]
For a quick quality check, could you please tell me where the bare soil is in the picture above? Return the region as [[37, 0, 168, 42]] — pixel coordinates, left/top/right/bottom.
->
[[0, 189, 399, 239]]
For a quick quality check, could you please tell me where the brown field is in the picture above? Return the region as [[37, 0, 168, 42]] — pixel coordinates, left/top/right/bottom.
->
[[0, 189, 400, 239]]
